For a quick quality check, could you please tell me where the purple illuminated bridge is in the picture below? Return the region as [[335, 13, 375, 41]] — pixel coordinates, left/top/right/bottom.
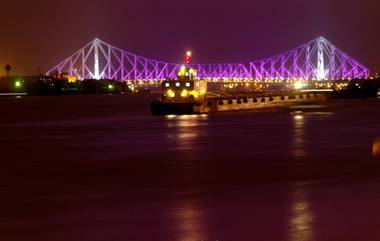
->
[[47, 36, 369, 81]]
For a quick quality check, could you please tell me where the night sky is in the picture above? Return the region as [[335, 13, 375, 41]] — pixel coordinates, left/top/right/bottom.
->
[[1, 0, 379, 75]]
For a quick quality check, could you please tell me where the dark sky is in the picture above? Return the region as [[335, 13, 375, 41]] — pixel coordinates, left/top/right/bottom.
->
[[1, 0, 379, 75]]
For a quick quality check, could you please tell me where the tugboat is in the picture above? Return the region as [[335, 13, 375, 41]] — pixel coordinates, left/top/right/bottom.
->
[[151, 52, 326, 115], [151, 51, 208, 115]]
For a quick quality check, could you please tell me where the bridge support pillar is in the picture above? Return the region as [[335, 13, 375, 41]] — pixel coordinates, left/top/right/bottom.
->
[[94, 38, 100, 80], [317, 37, 325, 80]]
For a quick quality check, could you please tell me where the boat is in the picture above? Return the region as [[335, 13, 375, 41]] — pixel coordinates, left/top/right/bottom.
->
[[151, 52, 326, 115]]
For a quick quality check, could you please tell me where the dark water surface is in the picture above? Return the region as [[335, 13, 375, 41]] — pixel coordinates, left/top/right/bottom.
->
[[1, 95, 380, 241]]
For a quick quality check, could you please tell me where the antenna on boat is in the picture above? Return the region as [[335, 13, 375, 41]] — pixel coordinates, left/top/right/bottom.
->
[[185, 51, 192, 66]]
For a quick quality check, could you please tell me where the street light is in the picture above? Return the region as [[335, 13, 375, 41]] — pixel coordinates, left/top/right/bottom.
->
[[14, 80, 22, 88]]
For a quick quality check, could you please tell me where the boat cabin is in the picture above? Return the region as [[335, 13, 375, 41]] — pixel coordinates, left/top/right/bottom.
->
[[161, 65, 207, 101]]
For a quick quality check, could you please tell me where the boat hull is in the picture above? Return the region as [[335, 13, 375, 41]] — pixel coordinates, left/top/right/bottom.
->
[[151, 101, 195, 115], [151, 93, 326, 115]]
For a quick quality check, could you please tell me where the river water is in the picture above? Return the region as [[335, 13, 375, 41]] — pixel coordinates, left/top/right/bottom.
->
[[1, 94, 380, 241]]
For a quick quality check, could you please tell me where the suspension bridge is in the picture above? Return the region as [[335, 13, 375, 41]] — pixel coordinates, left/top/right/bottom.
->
[[47, 36, 369, 81]]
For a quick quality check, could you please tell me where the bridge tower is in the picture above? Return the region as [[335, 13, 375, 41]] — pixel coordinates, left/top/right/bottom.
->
[[94, 38, 100, 80], [317, 37, 326, 80]]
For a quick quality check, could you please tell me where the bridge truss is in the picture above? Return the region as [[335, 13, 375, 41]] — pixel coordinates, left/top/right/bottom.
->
[[47, 37, 369, 81], [249, 37, 368, 80]]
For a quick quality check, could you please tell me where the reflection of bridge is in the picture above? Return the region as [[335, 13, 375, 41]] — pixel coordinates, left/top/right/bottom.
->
[[47, 37, 369, 81]]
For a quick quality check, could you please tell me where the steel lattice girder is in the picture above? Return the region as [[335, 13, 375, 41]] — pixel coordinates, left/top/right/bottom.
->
[[249, 37, 369, 80], [47, 36, 369, 81]]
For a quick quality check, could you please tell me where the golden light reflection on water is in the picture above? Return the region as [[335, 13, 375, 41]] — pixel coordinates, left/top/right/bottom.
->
[[290, 112, 314, 240], [373, 138, 380, 157], [292, 112, 307, 158], [166, 114, 208, 150], [289, 184, 314, 241], [166, 116, 208, 239], [291, 110, 334, 158], [166, 114, 208, 128], [176, 201, 206, 241]]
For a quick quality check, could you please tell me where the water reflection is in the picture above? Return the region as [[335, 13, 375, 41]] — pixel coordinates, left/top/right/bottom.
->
[[292, 111, 307, 158], [166, 114, 208, 151], [290, 112, 314, 241], [289, 184, 314, 241], [166, 116, 208, 240], [373, 138, 380, 157], [175, 201, 206, 241]]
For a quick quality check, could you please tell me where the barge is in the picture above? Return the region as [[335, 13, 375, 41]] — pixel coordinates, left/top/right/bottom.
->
[[151, 92, 325, 115], [151, 52, 326, 115]]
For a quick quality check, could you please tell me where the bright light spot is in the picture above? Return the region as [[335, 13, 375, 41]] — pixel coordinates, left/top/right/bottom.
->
[[176, 82, 180, 87], [14, 81, 22, 88], [68, 76, 77, 83], [185, 82, 191, 87], [108, 84, 114, 90], [165, 83, 170, 87], [373, 139, 380, 157], [166, 115, 177, 119], [294, 81, 304, 90], [181, 89, 188, 97], [186, 51, 192, 57], [166, 89, 175, 98], [191, 90, 199, 98], [178, 65, 187, 76]]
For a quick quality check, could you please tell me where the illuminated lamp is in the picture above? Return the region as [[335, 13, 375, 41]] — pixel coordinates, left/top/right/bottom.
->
[[181, 89, 188, 97], [166, 89, 175, 98], [294, 81, 303, 90], [14, 81, 22, 88]]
